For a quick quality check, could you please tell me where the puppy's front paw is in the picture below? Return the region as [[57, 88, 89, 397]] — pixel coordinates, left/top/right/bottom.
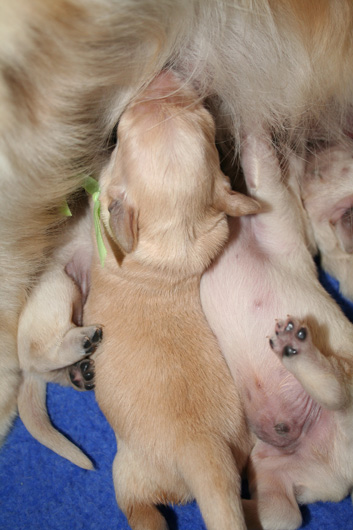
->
[[69, 357, 95, 391], [269, 317, 309, 359]]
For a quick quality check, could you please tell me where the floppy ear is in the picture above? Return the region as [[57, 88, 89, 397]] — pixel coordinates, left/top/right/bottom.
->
[[216, 179, 260, 217], [108, 192, 138, 254]]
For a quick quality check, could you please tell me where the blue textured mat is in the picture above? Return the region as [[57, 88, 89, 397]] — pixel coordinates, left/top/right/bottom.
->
[[0, 268, 352, 530]]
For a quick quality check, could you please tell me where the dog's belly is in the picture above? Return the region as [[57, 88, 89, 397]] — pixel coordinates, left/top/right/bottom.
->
[[241, 361, 322, 449], [201, 222, 329, 452]]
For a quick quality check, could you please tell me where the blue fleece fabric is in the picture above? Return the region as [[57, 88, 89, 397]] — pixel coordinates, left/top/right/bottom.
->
[[0, 267, 353, 530]]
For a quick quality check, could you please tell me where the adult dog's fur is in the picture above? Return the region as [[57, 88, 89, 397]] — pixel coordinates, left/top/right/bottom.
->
[[2, 0, 353, 443]]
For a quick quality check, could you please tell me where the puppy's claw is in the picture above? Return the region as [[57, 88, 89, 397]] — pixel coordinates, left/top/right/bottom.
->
[[92, 327, 103, 344], [285, 321, 294, 332]]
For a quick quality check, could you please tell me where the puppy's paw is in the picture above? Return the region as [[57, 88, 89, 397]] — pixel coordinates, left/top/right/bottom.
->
[[69, 357, 95, 391], [269, 317, 309, 359]]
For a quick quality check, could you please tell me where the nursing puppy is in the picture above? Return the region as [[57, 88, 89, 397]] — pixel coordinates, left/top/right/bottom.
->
[[17, 206, 101, 469], [83, 72, 259, 530], [201, 131, 353, 530], [300, 143, 353, 301], [3, 0, 353, 445]]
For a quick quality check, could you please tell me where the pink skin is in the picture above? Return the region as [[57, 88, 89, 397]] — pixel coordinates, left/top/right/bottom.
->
[[201, 132, 353, 530]]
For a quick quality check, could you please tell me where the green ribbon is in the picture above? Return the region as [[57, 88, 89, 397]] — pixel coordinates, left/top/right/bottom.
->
[[82, 176, 107, 267], [60, 200, 72, 217], [60, 176, 107, 267]]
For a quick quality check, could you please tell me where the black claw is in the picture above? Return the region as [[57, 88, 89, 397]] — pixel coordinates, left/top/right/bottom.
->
[[269, 338, 274, 349], [285, 321, 294, 332], [85, 343, 98, 355], [283, 345, 297, 357], [92, 327, 103, 343], [297, 327, 307, 341], [83, 338, 92, 350]]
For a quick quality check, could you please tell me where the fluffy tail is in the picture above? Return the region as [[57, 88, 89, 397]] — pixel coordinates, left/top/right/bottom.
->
[[18, 373, 93, 470]]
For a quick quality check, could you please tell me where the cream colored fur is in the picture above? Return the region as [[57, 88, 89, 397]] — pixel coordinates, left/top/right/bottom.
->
[[17, 208, 99, 469]]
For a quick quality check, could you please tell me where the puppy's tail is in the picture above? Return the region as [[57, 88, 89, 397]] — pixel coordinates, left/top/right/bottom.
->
[[18, 373, 93, 470]]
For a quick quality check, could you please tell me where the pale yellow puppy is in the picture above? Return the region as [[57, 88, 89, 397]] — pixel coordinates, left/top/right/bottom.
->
[[85, 72, 259, 530]]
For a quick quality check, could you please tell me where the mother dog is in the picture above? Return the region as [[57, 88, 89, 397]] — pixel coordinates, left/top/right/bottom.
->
[[1, 0, 353, 442]]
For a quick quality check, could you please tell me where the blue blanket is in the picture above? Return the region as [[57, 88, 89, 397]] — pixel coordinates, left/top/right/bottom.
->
[[0, 268, 352, 530]]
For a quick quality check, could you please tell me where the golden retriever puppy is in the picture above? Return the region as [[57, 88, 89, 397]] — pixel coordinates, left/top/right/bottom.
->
[[300, 143, 353, 301], [83, 71, 259, 530], [201, 130, 353, 530], [17, 207, 101, 469], [2, 0, 353, 448]]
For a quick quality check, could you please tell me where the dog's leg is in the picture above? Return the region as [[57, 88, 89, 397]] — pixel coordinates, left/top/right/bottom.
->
[[39, 354, 96, 392], [270, 317, 351, 410], [177, 441, 246, 530], [241, 130, 309, 253], [112, 444, 168, 530], [18, 372, 93, 469], [241, 499, 264, 530], [41, 324, 103, 372], [20, 320, 102, 374], [247, 456, 302, 530], [17, 263, 100, 468], [18, 267, 102, 375]]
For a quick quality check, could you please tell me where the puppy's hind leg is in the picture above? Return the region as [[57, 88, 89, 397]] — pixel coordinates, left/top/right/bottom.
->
[[178, 440, 246, 530], [247, 458, 302, 530], [18, 267, 102, 374], [112, 444, 168, 530], [50, 324, 103, 371], [18, 372, 93, 469]]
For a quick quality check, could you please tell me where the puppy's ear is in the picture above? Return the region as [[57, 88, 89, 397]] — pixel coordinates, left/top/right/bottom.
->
[[216, 179, 260, 217], [108, 191, 138, 254]]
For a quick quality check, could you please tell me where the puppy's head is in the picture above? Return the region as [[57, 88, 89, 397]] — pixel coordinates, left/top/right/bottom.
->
[[100, 71, 259, 274]]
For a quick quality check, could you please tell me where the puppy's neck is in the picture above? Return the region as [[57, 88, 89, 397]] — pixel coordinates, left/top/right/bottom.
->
[[101, 249, 201, 294]]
